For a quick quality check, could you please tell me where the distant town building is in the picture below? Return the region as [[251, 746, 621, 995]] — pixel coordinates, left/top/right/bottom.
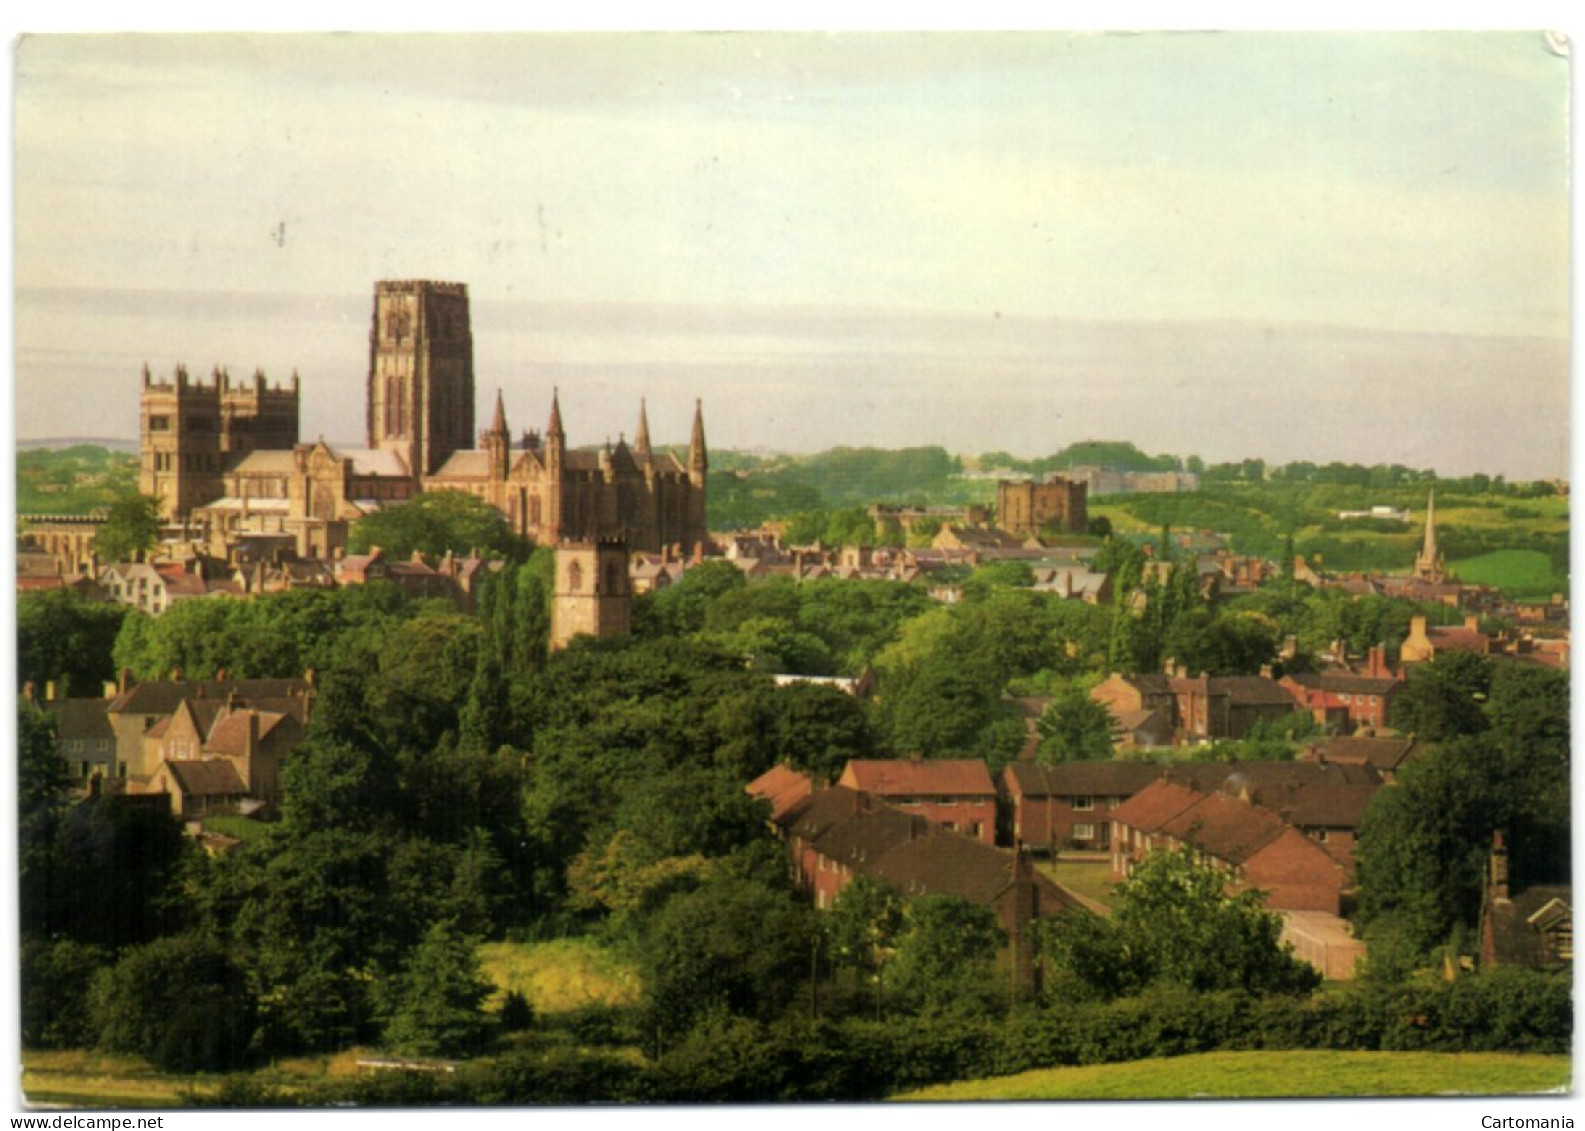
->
[[995, 476, 1088, 538]]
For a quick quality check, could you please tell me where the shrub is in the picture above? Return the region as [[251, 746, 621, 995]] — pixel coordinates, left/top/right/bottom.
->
[[89, 934, 257, 1073]]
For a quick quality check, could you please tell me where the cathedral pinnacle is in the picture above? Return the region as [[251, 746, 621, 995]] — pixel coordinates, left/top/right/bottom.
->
[[634, 398, 652, 459], [548, 387, 565, 439], [490, 388, 508, 436], [688, 398, 708, 474]]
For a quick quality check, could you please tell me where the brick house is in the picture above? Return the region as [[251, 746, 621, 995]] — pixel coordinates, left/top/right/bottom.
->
[[838, 758, 998, 844], [103, 674, 313, 787], [1303, 734, 1423, 783], [40, 695, 117, 782], [1279, 647, 1403, 732], [1001, 760, 1163, 852], [1092, 671, 1299, 744], [144, 698, 305, 817], [1110, 778, 1347, 914], [1399, 614, 1492, 664], [755, 781, 1085, 989]]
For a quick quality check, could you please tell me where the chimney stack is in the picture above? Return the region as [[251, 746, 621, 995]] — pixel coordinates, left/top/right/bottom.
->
[[1490, 830, 1511, 901]]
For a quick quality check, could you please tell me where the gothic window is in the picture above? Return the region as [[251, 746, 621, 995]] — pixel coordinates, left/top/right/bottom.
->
[[568, 561, 583, 592], [530, 495, 542, 525], [605, 561, 620, 594]]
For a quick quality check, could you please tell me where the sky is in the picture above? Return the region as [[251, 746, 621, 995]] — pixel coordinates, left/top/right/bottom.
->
[[10, 31, 1573, 477]]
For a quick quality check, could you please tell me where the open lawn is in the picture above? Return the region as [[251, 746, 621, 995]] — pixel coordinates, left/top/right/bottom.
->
[[894, 1050, 1572, 1100], [21, 1050, 222, 1108], [1038, 858, 1118, 912], [476, 936, 642, 1014], [23, 1048, 381, 1109], [1449, 549, 1567, 599], [200, 814, 273, 841]]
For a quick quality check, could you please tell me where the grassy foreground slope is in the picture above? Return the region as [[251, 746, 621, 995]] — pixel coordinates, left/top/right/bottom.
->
[[894, 1050, 1571, 1101]]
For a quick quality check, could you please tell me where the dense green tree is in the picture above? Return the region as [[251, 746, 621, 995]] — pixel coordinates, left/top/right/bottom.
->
[[380, 920, 496, 1058], [887, 895, 1006, 1016], [962, 559, 1035, 599], [1042, 848, 1319, 1000], [1160, 608, 1280, 676], [16, 590, 129, 696], [1355, 660, 1570, 956], [89, 934, 257, 1072], [764, 682, 876, 782], [639, 559, 747, 636], [20, 937, 108, 1049], [823, 876, 904, 1002], [1353, 742, 1494, 954], [94, 493, 162, 563], [1034, 684, 1116, 763], [22, 783, 188, 948], [1389, 652, 1493, 740], [345, 489, 529, 560], [641, 874, 816, 1040]]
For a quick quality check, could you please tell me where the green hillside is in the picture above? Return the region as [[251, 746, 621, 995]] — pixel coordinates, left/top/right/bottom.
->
[[17, 444, 138, 514]]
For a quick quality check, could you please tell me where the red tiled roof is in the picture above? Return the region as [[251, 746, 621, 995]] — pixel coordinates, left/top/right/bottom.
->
[[109, 679, 310, 717], [45, 698, 114, 742], [1427, 627, 1490, 652], [1004, 760, 1163, 799], [1159, 791, 1288, 865], [162, 758, 247, 797], [746, 764, 815, 823], [203, 709, 290, 757], [1110, 778, 1203, 833], [1261, 782, 1381, 830], [1315, 736, 1421, 772], [840, 758, 995, 797]]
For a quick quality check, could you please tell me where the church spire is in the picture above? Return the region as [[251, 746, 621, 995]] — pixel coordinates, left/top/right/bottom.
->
[[1414, 488, 1444, 583], [484, 388, 510, 480], [634, 398, 652, 460], [688, 398, 707, 478], [489, 388, 508, 437], [548, 387, 565, 441]]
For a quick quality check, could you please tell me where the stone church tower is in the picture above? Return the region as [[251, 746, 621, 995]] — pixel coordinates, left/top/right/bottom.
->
[[551, 539, 631, 649], [367, 280, 475, 476], [139, 363, 300, 520]]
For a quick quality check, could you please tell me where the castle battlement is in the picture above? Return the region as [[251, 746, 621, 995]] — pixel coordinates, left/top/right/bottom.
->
[[376, 279, 468, 296], [142, 364, 298, 397]]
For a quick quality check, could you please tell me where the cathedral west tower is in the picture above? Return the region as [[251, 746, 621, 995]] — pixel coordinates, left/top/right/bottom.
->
[[367, 280, 474, 477]]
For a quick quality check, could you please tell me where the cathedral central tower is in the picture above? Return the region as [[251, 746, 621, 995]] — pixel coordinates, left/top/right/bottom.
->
[[367, 280, 474, 477]]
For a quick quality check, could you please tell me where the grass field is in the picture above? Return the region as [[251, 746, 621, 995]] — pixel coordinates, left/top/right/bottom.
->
[[21, 1050, 222, 1108], [476, 936, 641, 1014], [201, 814, 273, 841], [1038, 859, 1119, 911], [1449, 550, 1567, 599], [22, 1047, 378, 1109], [893, 1050, 1572, 1101]]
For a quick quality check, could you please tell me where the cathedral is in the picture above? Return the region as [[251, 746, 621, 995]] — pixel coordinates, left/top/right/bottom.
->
[[139, 280, 709, 562]]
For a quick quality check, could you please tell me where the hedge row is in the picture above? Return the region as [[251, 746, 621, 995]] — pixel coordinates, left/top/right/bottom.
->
[[193, 970, 1570, 1106]]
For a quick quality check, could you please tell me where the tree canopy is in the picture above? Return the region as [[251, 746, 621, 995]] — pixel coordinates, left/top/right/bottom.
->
[[1040, 848, 1320, 1000], [346, 489, 529, 560], [94, 493, 162, 564]]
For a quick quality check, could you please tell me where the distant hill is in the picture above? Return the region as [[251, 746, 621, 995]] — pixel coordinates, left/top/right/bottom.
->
[[16, 444, 139, 514], [17, 436, 139, 454]]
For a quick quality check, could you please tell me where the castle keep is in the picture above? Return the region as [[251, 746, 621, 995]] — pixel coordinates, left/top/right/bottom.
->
[[140, 280, 709, 562]]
